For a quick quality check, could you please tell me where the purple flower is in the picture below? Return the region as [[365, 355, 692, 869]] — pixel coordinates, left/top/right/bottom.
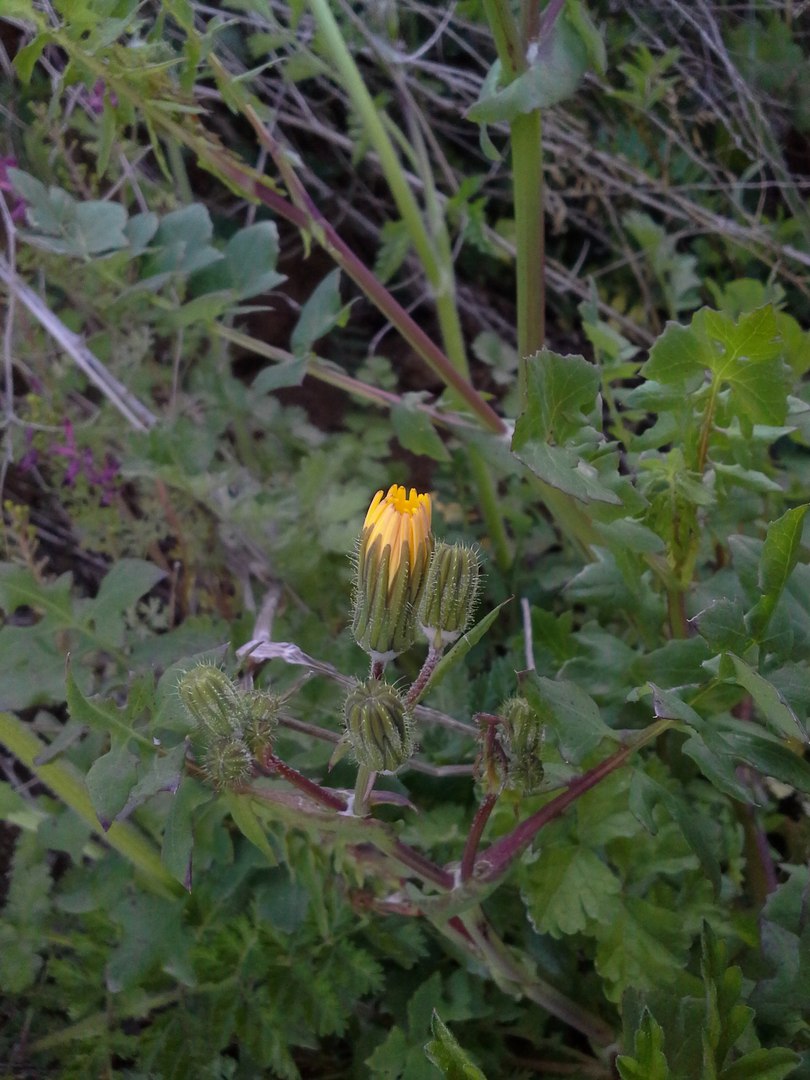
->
[[86, 80, 118, 115], [0, 156, 27, 223], [50, 419, 121, 502]]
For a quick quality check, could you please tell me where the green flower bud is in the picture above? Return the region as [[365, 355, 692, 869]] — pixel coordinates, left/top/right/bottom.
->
[[178, 664, 244, 737], [418, 542, 480, 649], [352, 485, 432, 661], [242, 689, 281, 758], [501, 697, 545, 795], [202, 735, 254, 790], [343, 679, 414, 774]]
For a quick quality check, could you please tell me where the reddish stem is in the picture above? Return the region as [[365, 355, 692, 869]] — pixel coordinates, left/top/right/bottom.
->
[[461, 792, 499, 883], [476, 740, 642, 883], [260, 754, 348, 812]]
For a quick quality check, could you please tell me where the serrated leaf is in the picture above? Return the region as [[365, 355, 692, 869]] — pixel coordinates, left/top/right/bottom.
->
[[719, 1049, 799, 1080], [424, 1012, 487, 1080], [519, 671, 615, 763], [374, 219, 411, 283], [617, 1010, 671, 1080], [747, 504, 810, 641], [595, 896, 692, 1001], [85, 736, 139, 829], [629, 772, 721, 895], [87, 558, 165, 648], [520, 843, 620, 937], [117, 742, 187, 821], [690, 598, 749, 654], [641, 321, 709, 388], [66, 662, 152, 750], [392, 404, 449, 461], [519, 348, 600, 443], [512, 440, 622, 504], [724, 654, 807, 742]]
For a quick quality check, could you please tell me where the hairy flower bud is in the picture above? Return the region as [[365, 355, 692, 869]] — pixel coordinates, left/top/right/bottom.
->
[[352, 484, 432, 661], [343, 679, 414, 774], [202, 735, 254, 791], [178, 664, 244, 737], [242, 689, 281, 759], [501, 696, 545, 795], [418, 541, 480, 649]]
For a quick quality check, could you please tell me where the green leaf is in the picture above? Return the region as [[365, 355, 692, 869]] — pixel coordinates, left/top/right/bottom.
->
[[106, 892, 192, 993], [424, 1012, 487, 1080], [225, 793, 278, 865], [747, 504, 810, 640], [10, 170, 130, 257], [414, 600, 510, 705], [518, 348, 600, 443], [291, 268, 349, 356], [520, 842, 620, 937], [595, 896, 692, 1001], [66, 662, 153, 750], [87, 558, 165, 648], [617, 1010, 671, 1080], [512, 440, 622, 504], [468, 4, 604, 123], [117, 742, 187, 821], [161, 776, 211, 889], [392, 404, 450, 462], [641, 321, 709, 388], [719, 1049, 799, 1080], [519, 671, 615, 763], [629, 772, 721, 896], [85, 735, 140, 830], [13, 31, 53, 83], [724, 654, 807, 742], [691, 599, 749, 654], [252, 358, 308, 392], [142, 203, 222, 277]]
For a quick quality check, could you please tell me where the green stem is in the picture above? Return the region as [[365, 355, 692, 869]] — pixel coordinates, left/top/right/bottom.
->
[[308, 0, 450, 332], [446, 906, 614, 1048], [512, 110, 546, 392], [468, 446, 513, 571], [0, 712, 181, 896], [352, 764, 376, 817]]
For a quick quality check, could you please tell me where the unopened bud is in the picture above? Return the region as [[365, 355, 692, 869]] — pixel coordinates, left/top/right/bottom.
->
[[178, 665, 244, 737], [242, 689, 281, 758], [343, 679, 414, 773], [418, 542, 480, 649], [202, 735, 254, 790], [501, 697, 545, 795]]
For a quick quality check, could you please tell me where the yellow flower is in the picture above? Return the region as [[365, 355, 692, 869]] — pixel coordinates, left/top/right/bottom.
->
[[362, 485, 432, 590], [352, 485, 432, 661]]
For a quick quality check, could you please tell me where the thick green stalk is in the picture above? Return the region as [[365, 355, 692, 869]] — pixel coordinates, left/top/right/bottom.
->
[[512, 109, 546, 385], [0, 711, 181, 896], [308, 0, 473, 402]]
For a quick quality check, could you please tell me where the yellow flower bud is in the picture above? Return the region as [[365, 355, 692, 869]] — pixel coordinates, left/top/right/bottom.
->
[[343, 679, 414, 774], [352, 484, 432, 661], [418, 541, 480, 650]]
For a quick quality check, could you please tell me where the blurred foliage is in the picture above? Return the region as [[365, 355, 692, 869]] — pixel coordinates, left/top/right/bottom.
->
[[1, 1, 810, 1078]]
